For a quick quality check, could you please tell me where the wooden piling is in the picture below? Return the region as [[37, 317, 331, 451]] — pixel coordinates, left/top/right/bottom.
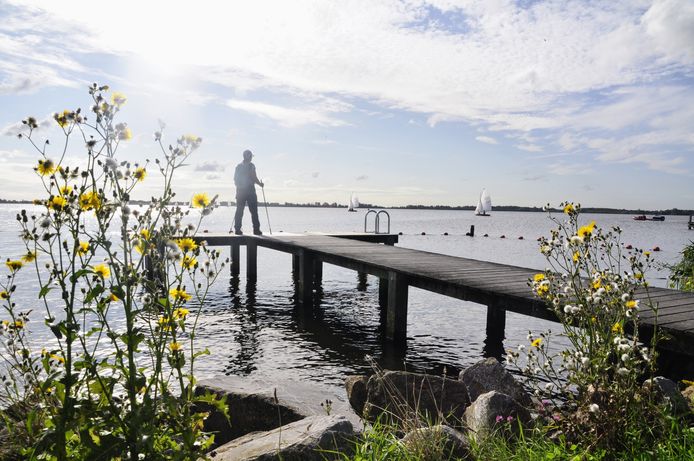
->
[[386, 272, 408, 342], [231, 243, 240, 276], [298, 250, 315, 307], [246, 241, 257, 278], [484, 301, 506, 358]]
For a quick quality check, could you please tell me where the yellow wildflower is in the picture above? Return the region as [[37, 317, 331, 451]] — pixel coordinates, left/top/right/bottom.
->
[[0, 291, 8, 300], [37, 159, 56, 176], [612, 322, 623, 334], [191, 193, 210, 209], [536, 284, 549, 296], [592, 277, 602, 289], [176, 238, 198, 253], [572, 251, 580, 262], [531, 338, 542, 348], [78, 241, 90, 256], [577, 221, 596, 238], [181, 255, 197, 269], [59, 185, 73, 196], [50, 353, 65, 364], [140, 229, 150, 240], [170, 287, 192, 302], [169, 342, 183, 353], [109, 293, 119, 302], [563, 203, 575, 215], [111, 92, 127, 107], [5, 260, 23, 272], [533, 273, 545, 282], [634, 273, 643, 280], [134, 241, 145, 254], [158, 316, 172, 331], [93, 264, 111, 278], [50, 195, 67, 210], [13, 320, 24, 329], [626, 300, 639, 309], [184, 134, 201, 144], [173, 307, 190, 319], [79, 191, 101, 211], [133, 167, 146, 182], [119, 127, 132, 141], [21, 251, 36, 263], [644, 251, 651, 256]]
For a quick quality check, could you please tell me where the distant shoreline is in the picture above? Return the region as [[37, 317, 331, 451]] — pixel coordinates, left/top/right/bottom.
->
[[1, 198, 692, 215]]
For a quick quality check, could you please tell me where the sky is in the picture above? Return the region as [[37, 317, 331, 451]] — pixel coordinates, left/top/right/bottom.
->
[[1, 0, 693, 209]]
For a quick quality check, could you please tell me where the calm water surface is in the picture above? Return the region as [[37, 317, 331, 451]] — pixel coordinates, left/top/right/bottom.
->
[[1, 204, 691, 391]]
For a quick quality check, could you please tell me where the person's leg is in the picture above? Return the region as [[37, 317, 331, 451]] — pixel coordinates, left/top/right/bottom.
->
[[248, 190, 261, 233], [234, 190, 247, 232]]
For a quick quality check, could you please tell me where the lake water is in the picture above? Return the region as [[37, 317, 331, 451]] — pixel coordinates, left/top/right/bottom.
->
[[1, 204, 692, 391]]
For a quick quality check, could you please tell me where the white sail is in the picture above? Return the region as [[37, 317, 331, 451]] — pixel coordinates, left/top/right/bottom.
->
[[475, 189, 492, 215], [348, 193, 359, 211]]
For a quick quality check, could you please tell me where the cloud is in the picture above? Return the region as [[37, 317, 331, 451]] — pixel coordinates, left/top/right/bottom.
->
[[226, 98, 349, 127], [516, 144, 543, 153], [355, 174, 368, 181], [475, 135, 498, 145], [311, 171, 319, 178], [195, 161, 225, 172], [205, 173, 221, 180], [1, 114, 53, 136], [547, 162, 594, 176]]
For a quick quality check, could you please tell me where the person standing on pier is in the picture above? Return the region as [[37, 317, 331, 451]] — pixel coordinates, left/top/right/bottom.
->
[[233, 149, 264, 235]]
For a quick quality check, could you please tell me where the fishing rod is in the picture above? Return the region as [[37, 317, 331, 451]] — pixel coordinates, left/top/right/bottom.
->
[[261, 182, 272, 235]]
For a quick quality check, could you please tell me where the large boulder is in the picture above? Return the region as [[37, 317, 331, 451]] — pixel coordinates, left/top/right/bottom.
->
[[459, 358, 531, 407], [401, 424, 472, 460], [362, 370, 470, 427], [196, 376, 361, 447], [345, 375, 368, 417], [643, 376, 690, 416], [208, 415, 354, 461], [463, 391, 531, 442]]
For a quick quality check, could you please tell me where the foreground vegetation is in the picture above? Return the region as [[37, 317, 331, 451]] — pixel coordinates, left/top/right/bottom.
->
[[0, 85, 226, 460]]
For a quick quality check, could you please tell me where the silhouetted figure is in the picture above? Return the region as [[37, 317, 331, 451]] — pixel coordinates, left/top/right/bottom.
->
[[233, 149, 264, 235]]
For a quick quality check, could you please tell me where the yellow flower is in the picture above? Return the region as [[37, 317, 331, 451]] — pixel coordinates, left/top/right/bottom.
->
[[158, 316, 172, 331], [133, 167, 146, 182], [644, 251, 651, 256], [577, 221, 596, 238], [184, 134, 201, 143], [134, 241, 145, 254], [49, 195, 67, 210], [592, 277, 602, 289], [572, 251, 580, 262], [533, 273, 545, 282], [78, 241, 90, 256], [531, 338, 542, 348], [119, 127, 133, 141], [0, 291, 8, 300], [21, 251, 36, 263], [140, 229, 150, 240], [111, 92, 127, 107], [37, 159, 56, 176], [5, 260, 23, 272], [176, 238, 198, 253], [612, 322, 623, 334], [563, 203, 575, 214], [13, 320, 24, 329], [50, 353, 65, 364], [79, 191, 101, 211], [109, 293, 119, 302], [169, 342, 183, 352], [191, 193, 210, 209], [59, 185, 73, 196], [173, 307, 189, 319], [536, 284, 549, 296], [93, 264, 111, 278], [55, 110, 71, 128], [626, 300, 639, 309], [634, 273, 643, 280], [181, 255, 197, 269], [170, 287, 192, 302]]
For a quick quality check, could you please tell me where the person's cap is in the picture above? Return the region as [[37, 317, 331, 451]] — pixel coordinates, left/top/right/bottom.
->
[[243, 149, 253, 159]]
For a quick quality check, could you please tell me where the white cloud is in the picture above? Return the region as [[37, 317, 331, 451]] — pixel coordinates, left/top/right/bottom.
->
[[516, 144, 543, 153], [195, 161, 225, 172], [548, 162, 594, 176], [226, 99, 349, 127], [475, 135, 498, 145]]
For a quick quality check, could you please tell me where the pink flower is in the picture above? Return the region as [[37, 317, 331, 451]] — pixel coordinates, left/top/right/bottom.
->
[[495, 415, 504, 423]]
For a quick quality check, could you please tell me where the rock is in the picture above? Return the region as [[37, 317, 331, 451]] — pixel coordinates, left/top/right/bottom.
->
[[362, 370, 469, 427], [345, 375, 368, 417], [460, 358, 531, 407], [463, 391, 531, 442], [401, 425, 472, 460], [196, 376, 361, 447], [682, 385, 694, 411], [209, 415, 354, 461], [643, 377, 690, 415]]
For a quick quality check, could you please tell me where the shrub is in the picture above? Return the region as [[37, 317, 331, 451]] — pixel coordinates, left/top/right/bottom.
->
[[667, 241, 694, 292], [0, 84, 227, 460]]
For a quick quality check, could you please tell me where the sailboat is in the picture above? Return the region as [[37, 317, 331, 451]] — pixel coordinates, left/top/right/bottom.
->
[[474, 188, 492, 216], [347, 193, 359, 212]]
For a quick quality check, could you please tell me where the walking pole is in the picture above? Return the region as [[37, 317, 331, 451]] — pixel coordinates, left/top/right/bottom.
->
[[261, 183, 272, 235]]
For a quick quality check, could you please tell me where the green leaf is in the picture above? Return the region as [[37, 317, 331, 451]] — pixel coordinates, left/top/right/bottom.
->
[[38, 285, 53, 299], [70, 268, 91, 283]]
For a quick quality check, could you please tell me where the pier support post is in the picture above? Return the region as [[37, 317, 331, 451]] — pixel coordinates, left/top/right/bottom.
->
[[292, 254, 300, 276], [378, 277, 388, 313], [246, 241, 257, 279], [484, 301, 506, 359], [298, 250, 315, 307], [231, 243, 240, 276], [386, 272, 408, 342], [313, 259, 323, 287]]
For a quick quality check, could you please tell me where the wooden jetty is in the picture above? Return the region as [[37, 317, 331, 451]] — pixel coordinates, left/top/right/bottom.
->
[[193, 232, 694, 357], [689, 215, 693, 230]]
